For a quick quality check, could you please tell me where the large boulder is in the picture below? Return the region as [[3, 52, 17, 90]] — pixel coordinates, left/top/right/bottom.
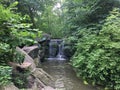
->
[[22, 45, 39, 59], [0, 83, 55, 90], [31, 68, 55, 87], [16, 47, 36, 71], [0, 83, 19, 90], [13, 47, 55, 90], [22, 46, 40, 67]]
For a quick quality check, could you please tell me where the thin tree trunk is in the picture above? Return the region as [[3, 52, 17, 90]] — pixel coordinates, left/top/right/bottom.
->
[[28, 5, 36, 28]]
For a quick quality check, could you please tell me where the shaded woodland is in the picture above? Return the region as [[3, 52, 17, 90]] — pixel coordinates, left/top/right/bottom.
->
[[0, 0, 120, 90]]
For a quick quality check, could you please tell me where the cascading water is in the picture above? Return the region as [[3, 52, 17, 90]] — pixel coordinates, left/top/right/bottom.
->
[[49, 40, 57, 58], [57, 44, 62, 58], [47, 39, 66, 60]]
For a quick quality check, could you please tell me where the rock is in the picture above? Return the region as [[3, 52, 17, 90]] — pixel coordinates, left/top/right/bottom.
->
[[0, 83, 19, 90], [36, 33, 51, 60], [22, 45, 39, 59], [19, 62, 32, 68], [26, 78, 55, 90], [16, 47, 36, 71], [42, 86, 55, 90], [22, 46, 41, 67], [15, 47, 55, 90], [32, 68, 55, 87], [8, 62, 32, 71], [26, 82, 40, 90], [36, 33, 51, 44], [34, 58, 41, 68], [38, 49, 45, 62]]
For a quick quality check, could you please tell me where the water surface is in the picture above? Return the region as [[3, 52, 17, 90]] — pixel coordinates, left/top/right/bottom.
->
[[42, 60, 99, 90]]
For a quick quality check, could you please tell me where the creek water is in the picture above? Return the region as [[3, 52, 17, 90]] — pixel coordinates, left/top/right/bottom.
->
[[42, 39, 100, 90], [42, 60, 99, 90]]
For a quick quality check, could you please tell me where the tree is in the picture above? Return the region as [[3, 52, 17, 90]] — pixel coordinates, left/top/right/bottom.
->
[[15, 0, 55, 28], [62, 0, 120, 35], [0, 2, 42, 65]]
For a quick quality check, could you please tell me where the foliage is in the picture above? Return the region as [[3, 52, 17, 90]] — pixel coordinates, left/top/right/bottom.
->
[[12, 0, 63, 38], [63, 36, 77, 58], [62, 1, 120, 89], [38, 1, 64, 38], [62, 0, 120, 36], [0, 66, 12, 86], [12, 69, 31, 89], [0, 2, 42, 87], [0, 3, 42, 65], [71, 8, 120, 90], [13, 51, 25, 64]]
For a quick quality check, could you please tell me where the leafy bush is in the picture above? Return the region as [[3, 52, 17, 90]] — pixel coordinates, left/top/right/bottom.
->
[[0, 66, 12, 86], [71, 8, 120, 90], [0, 3, 42, 65], [12, 69, 31, 89], [0, 3, 42, 88]]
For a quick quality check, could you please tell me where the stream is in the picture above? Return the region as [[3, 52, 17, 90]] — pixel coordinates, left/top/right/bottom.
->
[[42, 60, 99, 90]]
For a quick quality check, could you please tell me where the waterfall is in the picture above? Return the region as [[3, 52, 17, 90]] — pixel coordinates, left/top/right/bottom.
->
[[48, 39, 66, 60], [57, 44, 62, 58]]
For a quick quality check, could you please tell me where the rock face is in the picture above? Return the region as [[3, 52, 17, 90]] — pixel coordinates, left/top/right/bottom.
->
[[22, 46, 40, 67], [22, 46, 39, 59], [8, 46, 55, 90], [16, 47, 36, 71], [0, 83, 19, 90], [37, 33, 51, 61], [32, 68, 54, 87]]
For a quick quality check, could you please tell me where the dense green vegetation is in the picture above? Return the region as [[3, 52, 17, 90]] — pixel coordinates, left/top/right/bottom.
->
[[16, 0, 64, 38], [0, 66, 12, 85], [0, 1, 41, 86], [0, 0, 120, 90], [72, 8, 120, 89], [62, 0, 120, 89]]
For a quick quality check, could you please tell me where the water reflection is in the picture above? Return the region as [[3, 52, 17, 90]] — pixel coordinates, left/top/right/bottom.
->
[[42, 60, 98, 90]]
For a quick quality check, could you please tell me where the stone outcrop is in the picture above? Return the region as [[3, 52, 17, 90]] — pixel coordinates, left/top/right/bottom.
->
[[22, 45, 40, 67], [16, 47, 36, 71], [32, 68, 54, 87], [8, 46, 55, 90], [36, 33, 51, 61], [22, 45, 39, 59], [0, 83, 19, 90]]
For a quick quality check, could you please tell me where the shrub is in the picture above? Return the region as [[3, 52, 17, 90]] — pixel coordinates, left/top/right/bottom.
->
[[12, 69, 31, 89], [0, 66, 12, 86], [0, 3, 42, 65], [71, 8, 120, 90]]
